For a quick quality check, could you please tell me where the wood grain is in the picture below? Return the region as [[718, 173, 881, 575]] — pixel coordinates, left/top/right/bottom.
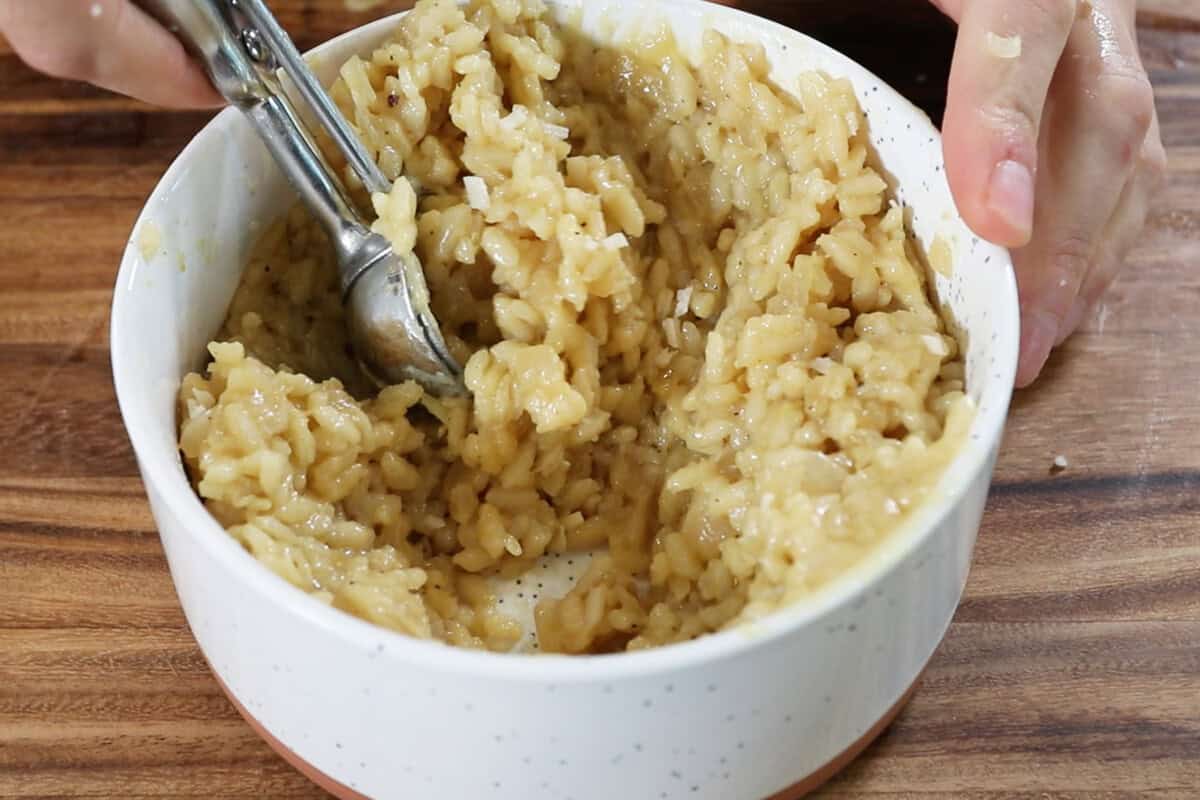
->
[[0, 2, 1197, 798]]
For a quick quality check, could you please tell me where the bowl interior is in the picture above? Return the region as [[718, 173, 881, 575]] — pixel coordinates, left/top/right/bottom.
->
[[111, 0, 1018, 676]]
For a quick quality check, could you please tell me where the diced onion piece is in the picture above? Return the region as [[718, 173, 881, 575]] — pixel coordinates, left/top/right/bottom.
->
[[674, 286, 693, 318], [662, 318, 682, 349], [602, 232, 629, 251], [812, 357, 835, 375], [464, 175, 490, 211], [544, 122, 570, 140], [501, 105, 529, 130], [922, 334, 949, 357]]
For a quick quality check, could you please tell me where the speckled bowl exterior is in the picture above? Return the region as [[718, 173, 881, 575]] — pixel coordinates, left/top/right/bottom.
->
[[111, 2, 1019, 798]]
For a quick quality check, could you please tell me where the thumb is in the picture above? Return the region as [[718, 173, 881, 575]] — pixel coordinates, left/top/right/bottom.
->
[[0, 0, 223, 109]]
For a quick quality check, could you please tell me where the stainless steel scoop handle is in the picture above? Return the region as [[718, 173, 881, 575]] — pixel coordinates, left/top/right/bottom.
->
[[140, 0, 371, 269], [230, 0, 390, 197], [139, 0, 464, 393]]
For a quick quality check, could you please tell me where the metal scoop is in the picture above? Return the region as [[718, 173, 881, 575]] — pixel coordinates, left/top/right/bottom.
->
[[142, 0, 464, 395]]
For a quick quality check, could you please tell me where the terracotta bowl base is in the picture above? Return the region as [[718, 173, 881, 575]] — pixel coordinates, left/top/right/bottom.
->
[[213, 670, 917, 800]]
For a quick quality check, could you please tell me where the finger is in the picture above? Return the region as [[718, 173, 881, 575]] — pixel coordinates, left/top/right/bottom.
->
[[941, 0, 1077, 248], [927, 0, 964, 21], [1057, 178, 1149, 338], [0, 0, 222, 109], [1064, 109, 1168, 334], [1010, 2, 1155, 386]]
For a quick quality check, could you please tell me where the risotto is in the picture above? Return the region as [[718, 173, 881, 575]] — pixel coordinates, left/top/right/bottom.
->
[[178, 0, 972, 654]]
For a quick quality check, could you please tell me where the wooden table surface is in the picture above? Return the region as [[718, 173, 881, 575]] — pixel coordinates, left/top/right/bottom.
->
[[2, 2, 1198, 797]]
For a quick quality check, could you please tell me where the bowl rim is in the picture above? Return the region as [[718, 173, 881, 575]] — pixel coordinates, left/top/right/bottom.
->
[[111, 0, 1019, 683]]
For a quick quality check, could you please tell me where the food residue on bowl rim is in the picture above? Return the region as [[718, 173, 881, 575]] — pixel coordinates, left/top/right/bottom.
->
[[137, 221, 163, 261], [929, 235, 955, 278]]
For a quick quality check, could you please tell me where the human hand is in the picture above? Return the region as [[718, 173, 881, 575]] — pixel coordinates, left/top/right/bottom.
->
[[932, 0, 1166, 386], [0, 0, 221, 109]]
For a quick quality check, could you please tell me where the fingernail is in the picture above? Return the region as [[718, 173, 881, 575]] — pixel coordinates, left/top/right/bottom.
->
[[1016, 309, 1058, 388], [987, 159, 1035, 242]]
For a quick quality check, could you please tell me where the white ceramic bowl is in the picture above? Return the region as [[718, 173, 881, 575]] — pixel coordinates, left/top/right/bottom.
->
[[111, 2, 1018, 797]]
